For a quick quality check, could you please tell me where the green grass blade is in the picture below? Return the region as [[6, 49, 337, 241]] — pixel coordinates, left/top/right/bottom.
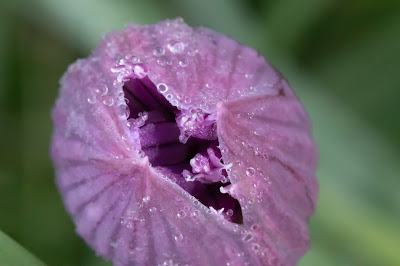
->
[[0, 230, 45, 266]]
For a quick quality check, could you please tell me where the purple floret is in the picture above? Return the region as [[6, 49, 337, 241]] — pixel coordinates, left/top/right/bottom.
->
[[123, 75, 243, 224]]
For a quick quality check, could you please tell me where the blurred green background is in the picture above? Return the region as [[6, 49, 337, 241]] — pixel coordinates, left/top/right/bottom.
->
[[0, 0, 399, 265]]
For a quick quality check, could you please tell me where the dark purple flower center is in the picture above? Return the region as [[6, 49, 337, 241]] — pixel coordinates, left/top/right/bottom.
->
[[123, 76, 243, 224]]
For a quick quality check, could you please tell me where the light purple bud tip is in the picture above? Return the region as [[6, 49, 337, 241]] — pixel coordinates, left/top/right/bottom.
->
[[51, 18, 318, 266]]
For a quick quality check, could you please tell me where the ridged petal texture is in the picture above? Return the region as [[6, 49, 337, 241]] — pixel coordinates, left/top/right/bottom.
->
[[51, 18, 318, 266]]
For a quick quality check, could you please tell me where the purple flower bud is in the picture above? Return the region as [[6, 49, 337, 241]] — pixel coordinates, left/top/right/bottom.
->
[[51, 18, 318, 266]]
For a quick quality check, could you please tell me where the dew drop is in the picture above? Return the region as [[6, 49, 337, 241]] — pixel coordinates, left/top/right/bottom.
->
[[95, 85, 108, 96], [118, 103, 130, 119], [149, 207, 157, 213], [177, 210, 186, 218], [171, 100, 178, 106], [251, 224, 259, 231], [117, 90, 124, 99], [87, 95, 96, 104], [168, 41, 185, 54], [226, 209, 234, 217], [246, 167, 255, 176], [243, 233, 253, 242], [192, 210, 200, 217], [166, 94, 173, 100], [174, 234, 183, 242], [252, 244, 260, 252], [103, 97, 114, 106], [179, 59, 188, 67], [121, 134, 128, 141], [153, 46, 165, 56], [205, 82, 214, 88], [157, 83, 168, 93], [138, 111, 148, 121], [184, 97, 191, 104]]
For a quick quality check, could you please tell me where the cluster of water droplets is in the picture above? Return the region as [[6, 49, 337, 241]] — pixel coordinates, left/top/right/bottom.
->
[[156, 82, 185, 108], [86, 55, 150, 130], [111, 55, 147, 83], [153, 40, 190, 70], [149, 26, 202, 110], [126, 111, 148, 128]]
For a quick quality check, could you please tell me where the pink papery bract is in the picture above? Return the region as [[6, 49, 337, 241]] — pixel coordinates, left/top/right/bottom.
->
[[51, 18, 318, 266]]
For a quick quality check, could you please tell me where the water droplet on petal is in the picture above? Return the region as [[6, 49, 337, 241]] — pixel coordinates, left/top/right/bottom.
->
[[153, 46, 165, 56], [174, 234, 183, 242], [246, 167, 255, 176], [177, 210, 186, 218], [243, 233, 253, 242], [168, 41, 185, 54], [226, 209, 234, 217], [138, 111, 148, 122], [179, 59, 188, 67], [157, 83, 168, 93], [87, 95, 96, 104], [103, 97, 114, 106], [118, 103, 130, 119], [95, 85, 108, 96], [251, 224, 259, 231], [205, 82, 214, 88], [252, 243, 260, 252]]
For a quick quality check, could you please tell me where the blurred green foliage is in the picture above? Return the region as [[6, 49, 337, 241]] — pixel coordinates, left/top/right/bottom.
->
[[0, 0, 399, 265]]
